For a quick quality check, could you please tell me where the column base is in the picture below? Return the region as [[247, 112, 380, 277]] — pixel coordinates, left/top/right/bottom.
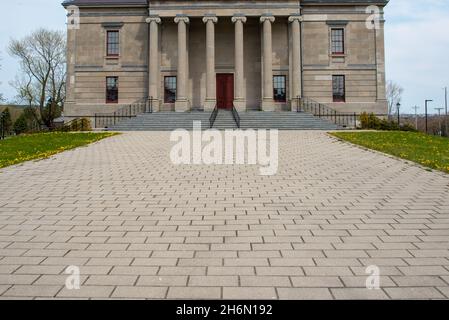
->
[[261, 99, 275, 112], [175, 99, 190, 112], [203, 99, 216, 112], [148, 99, 161, 112], [233, 99, 246, 112], [289, 99, 301, 112]]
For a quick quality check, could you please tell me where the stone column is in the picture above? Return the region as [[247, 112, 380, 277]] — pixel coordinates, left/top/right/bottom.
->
[[146, 15, 161, 111], [260, 14, 275, 111], [202, 15, 218, 111], [375, 19, 387, 103], [174, 15, 190, 112], [289, 14, 302, 111], [65, 24, 76, 116], [232, 14, 247, 112]]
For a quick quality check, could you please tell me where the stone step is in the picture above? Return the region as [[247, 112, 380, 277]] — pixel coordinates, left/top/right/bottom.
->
[[108, 110, 342, 131]]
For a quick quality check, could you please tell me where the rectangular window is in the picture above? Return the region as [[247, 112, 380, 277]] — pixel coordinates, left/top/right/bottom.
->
[[331, 28, 345, 55], [273, 76, 286, 102], [164, 76, 177, 103], [106, 77, 119, 103], [332, 75, 345, 102], [107, 30, 120, 56]]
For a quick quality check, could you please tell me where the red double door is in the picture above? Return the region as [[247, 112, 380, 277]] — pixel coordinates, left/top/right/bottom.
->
[[216, 73, 234, 109]]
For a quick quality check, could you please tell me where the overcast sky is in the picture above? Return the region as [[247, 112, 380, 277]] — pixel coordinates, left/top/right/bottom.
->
[[0, 0, 448, 114]]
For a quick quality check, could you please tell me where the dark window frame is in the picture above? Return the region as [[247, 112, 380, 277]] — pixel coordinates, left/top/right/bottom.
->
[[273, 75, 287, 103], [331, 28, 345, 55], [106, 76, 119, 104], [164, 76, 177, 103], [332, 75, 346, 103], [106, 30, 120, 57]]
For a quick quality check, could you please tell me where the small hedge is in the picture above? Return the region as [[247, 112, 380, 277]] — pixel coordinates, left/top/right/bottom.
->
[[58, 118, 92, 132], [359, 112, 416, 132]]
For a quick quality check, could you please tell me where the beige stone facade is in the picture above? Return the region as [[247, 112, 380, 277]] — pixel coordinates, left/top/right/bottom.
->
[[63, 0, 388, 119]]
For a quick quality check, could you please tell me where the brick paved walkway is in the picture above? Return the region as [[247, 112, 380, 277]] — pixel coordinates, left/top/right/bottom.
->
[[0, 131, 449, 299]]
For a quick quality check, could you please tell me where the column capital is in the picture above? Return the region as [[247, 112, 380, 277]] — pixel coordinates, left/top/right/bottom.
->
[[174, 15, 190, 24], [232, 14, 247, 24], [146, 15, 161, 24], [260, 14, 275, 24], [288, 14, 303, 23], [202, 15, 218, 24]]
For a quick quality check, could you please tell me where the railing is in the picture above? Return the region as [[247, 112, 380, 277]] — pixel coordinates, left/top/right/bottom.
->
[[231, 105, 241, 129], [209, 104, 218, 128], [296, 96, 357, 128], [94, 96, 150, 129]]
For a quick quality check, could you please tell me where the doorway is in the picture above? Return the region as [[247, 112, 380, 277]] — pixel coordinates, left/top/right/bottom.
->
[[216, 73, 234, 109]]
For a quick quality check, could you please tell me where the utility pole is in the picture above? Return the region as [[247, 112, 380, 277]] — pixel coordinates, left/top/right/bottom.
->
[[444, 87, 448, 136], [412, 106, 419, 130], [435, 107, 444, 136], [425, 99, 433, 134]]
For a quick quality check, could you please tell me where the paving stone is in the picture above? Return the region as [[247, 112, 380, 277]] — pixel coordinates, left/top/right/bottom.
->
[[189, 276, 238, 287], [57, 286, 115, 298], [240, 276, 291, 287], [208, 267, 255, 276], [137, 276, 188, 286], [385, 287, 445, 299], [223, 287, 277, 300], [112, 286, 168, 299], [85, 275, 138, 286], [331, 288, 389, 300], [290, 276, 344, 288], [167, 287, 221, 299], [4, 285, 61, 298], [391, 276, 447, 287], [277, 288, 332, 300]]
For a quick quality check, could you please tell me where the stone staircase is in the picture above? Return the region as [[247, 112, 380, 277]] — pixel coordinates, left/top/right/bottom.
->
[[212, 109, 239, 130], [108, 111, 211, 131], [107, 110, 341, 131], [239, 111, 340, 130]]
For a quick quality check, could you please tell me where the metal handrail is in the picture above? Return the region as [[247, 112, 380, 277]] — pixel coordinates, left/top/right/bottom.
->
[[209, 104, 218, 128], [296, 96, 358, 128], [94, 96, 149, 129], [231, 105, 241, 129]]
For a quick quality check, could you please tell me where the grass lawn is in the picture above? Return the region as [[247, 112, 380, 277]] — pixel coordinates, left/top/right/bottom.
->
[[331, 131, 449, 173], [0, 132, 117, 168]]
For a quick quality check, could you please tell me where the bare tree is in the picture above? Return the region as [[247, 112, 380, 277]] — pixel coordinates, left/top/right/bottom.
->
[[8, 28, 66, 128], [386, 80, 404, 116], [0, 53, 4, 102], [10, 73, 37, 107]]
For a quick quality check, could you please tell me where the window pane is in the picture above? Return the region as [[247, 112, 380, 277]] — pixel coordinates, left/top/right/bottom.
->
[[332, 75, 345, 102], [107, 31, 119, 56], [106, 77, 118, 103], [273, 76, 286, 102], [331, 29, 344, 54], [164, 77, 177, 103]]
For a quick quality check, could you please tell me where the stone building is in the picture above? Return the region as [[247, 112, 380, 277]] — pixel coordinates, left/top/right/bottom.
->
[[62, 0, 388, 121]]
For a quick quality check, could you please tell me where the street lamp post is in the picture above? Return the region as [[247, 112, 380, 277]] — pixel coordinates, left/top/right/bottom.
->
[[396, 102, 401, 127], [425, 99, 433, 134]]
